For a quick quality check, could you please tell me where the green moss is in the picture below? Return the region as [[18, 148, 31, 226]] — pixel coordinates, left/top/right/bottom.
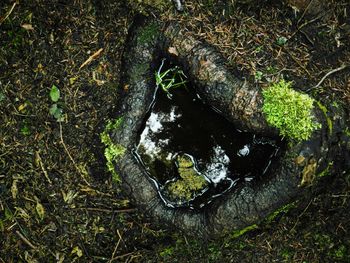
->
[[317, 162, 333, 178], [264, 202, 297, 223], [159, 246, 174, 258], [316, 101, 333, 135], [280, 248, 293, 260], [137, 22, 160, 44], [262, 79, 321, 141], [166, 155, 208, 201], [344, 127, 350, 137], [100, 117, 126, 182], [177, 155, 193, 168], [231, 224, 258, 239], [332, 245, 348, 260]]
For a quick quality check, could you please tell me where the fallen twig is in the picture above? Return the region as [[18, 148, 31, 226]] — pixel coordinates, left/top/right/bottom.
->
[[16, 230, 37, 250], [36, 151, 52, 184], [289, 12, 322, 42], [297, 0, 315, 25], [59, 122, 91, 185], [291, 199, 313, 232], [109, 230, 123, 263], [109, 252, 139, 261], [0, 2, 17, 25], [307, 64, 348, 91], [79, 48, 103, 70]]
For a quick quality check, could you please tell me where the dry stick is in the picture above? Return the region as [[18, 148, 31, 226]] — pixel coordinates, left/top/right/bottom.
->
[[307, 64, 348, 91], [59, 122, 91, 186], [110, 252, 135, 261], [297, 0, 315, 26], [291, 199, 313, 232], [15, 230, 38, 250], [79, 48, 103, 70], [0, 2, 17, 25], [285, 49, 311, 77], [36, 151, 52, 184], [289, 14, 321, 42], [109, 230, 123, 263]]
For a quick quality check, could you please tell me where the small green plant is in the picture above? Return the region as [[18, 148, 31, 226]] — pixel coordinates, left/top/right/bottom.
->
[[276, 36, 288, 46], [20, 120, 31, 136], [155, 59, 187, 97], [262, 79, 321, 141], [100, 117, 126, 182], [49, 84, 64, 121], [254, 70, 263, 81]]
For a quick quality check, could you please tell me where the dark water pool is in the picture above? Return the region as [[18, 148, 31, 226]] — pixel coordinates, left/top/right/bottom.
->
[[134, 79, 281, 209]]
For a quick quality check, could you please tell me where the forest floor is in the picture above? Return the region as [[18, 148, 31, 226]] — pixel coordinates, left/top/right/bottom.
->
[[1, 0, 350, 262]]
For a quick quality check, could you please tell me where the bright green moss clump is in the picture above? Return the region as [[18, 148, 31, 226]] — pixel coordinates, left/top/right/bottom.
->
[[100, 118, 126, 182], [262, 80, 321, 141]]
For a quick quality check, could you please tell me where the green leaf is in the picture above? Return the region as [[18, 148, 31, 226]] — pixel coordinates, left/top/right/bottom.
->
[[49, 103, 64, 121], [49, 84, 60, 102], [49, 103, 58, 115]]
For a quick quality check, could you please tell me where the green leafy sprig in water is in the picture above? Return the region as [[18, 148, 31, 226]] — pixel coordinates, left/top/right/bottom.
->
[[155, 59, 187, 97]]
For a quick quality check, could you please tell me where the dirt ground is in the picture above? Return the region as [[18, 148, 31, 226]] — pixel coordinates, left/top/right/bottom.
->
[[0, 0, 349, 262]]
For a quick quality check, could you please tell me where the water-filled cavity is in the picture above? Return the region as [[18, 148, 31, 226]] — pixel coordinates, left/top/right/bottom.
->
[[134, 74, 282, 209]]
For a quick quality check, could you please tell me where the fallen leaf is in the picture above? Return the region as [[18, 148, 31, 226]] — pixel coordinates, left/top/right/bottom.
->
[[295, 155, 306, 165], [71, 246, 83, 257], [21, 23, 34, 31], [36, 200, 45, 220], [168, 46, 178, 56], [69, 76, 78, 85], [18, 103, 27, 112], [49, 85, 60, 102]]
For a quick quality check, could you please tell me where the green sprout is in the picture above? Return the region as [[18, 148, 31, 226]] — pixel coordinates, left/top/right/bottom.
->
[[262, 79, 321, 141], [155, 59, 187, 97], [49, 84, 64, 122]]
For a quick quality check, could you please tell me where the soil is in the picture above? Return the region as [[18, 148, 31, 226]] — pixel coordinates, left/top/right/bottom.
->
[[0, 0, 349, 262]]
